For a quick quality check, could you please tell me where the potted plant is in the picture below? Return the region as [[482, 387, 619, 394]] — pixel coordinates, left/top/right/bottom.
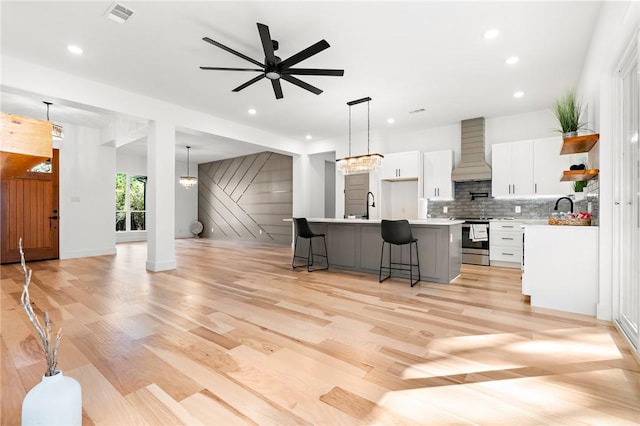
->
[[18, 239, 82, 426], [552, 89, 588, 138], [574, 180, 587, 200]]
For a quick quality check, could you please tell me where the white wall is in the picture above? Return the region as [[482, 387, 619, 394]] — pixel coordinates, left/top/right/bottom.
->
[[307, 152, 335, 218], [59, 124, 116, 259], [574, 1, 639, 321], [115, 150, 198, 242]]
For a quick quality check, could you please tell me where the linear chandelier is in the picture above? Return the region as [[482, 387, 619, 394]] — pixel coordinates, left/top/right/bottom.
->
[[179, 146, 198, 188], [336, 96, 383, 175]]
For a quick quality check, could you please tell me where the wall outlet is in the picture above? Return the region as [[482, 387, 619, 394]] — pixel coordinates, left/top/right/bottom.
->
[[443, 206, 448, 213], [259, 229, 263, 234], [515, 206, 521, 213], [587, 202, 592, 213], [211, 228, 214, 232]]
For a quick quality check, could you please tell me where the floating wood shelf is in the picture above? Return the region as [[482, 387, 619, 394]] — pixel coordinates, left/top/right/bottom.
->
[[560, 133, 599, 155], [1, 113, 52, 180], [560, 169, 599, 181]]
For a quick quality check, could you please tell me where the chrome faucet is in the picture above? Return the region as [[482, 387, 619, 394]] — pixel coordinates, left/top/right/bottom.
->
[[364, 191, 375, 219], [554, 196, 574, 213]]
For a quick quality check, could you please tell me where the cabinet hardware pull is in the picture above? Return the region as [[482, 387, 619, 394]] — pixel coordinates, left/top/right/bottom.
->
[[503, 225, 514, 228], [502, 253, 514, 256], [502, 237, 514, 240]]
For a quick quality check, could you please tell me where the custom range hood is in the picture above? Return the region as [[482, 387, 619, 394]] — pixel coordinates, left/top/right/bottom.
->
[[451, 117, 492, 182]]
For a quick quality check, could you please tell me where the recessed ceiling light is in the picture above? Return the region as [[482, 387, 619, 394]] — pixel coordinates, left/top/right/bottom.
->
[[513, 91, 525, 98], [305, 134, 312, 140], [248, 108, 256, 115], [387, 118, 395, 124], [67, 45, 83, 55], [483, 29, 499, 40], [506, 56, 519, 65]]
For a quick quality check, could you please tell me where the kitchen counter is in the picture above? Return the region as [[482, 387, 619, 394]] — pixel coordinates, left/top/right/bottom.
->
[[295, 218, 462, 284], [306, 218, 465, 225], [522, 225, 598, 315]]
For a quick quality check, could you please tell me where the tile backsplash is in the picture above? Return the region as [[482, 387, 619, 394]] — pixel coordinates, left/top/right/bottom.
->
[[428, 180, 599, 224]]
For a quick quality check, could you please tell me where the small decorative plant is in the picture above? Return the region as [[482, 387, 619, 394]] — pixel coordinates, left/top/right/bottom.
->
[[552, 89, 587, 137], [19, 238, 62, 377], [574, 180, 587, 192]]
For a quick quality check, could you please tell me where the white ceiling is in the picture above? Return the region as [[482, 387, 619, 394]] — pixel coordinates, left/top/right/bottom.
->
[[1, 1, 603, 162]]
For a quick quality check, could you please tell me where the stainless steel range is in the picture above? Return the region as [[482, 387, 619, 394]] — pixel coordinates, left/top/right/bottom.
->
[[458, 218, 491, 266]]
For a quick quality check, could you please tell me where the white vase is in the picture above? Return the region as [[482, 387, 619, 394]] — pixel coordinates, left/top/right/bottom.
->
[[574, 191, 585, 201], [22, 370, 82, 426]]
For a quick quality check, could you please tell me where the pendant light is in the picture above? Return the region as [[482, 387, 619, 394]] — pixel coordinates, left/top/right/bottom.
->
[[336, 97, 384, 175], [43, 101, 64, 140], [179, 146, 197, 188]]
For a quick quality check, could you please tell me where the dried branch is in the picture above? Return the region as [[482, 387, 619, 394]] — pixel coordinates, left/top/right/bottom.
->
[[19, 238, 62, 377]]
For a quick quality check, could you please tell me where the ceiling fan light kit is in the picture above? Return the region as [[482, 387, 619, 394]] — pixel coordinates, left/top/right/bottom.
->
[[336, 97, 384, 175], [180, 146, 197, 188], [200, 23, 344, 99]]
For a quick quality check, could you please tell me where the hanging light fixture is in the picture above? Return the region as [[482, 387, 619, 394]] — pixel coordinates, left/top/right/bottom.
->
[[336, 96, 384, 175], [179, 146, 198, 188], [43, 101, 64, 140]]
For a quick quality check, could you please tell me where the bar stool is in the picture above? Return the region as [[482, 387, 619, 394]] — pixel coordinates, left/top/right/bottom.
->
[[379, 219, 421, 287], [292, 218, 329, 272]]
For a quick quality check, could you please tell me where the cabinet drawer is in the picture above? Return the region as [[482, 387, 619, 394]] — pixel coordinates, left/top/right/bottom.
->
[[491, 231, 522, 247], [490, 246, 522, 262], [490, 221, 522, 231]]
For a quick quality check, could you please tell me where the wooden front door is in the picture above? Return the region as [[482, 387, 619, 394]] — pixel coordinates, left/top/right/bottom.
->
[[1, 149, 59, 263]]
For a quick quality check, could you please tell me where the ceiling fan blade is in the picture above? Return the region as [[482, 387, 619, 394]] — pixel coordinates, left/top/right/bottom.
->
[[200, 67, 264, 72], [232, 74, 265, 92], [203, 37, 265, 68], [280, 74, 322, 95], [271, 79, 283, 99], [278, 40, 330, 71], [282, 68, 344, 76], [257, 23, 277, 65]]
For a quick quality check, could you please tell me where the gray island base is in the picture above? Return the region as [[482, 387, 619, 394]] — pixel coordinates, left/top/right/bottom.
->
[[295, 219, 463, 284]]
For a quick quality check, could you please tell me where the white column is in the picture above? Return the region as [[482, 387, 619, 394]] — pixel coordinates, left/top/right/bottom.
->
[[146, 119, 176, 271]]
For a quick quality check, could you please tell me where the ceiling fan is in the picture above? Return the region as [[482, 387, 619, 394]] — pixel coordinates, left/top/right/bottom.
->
[[200, 23, 344, 99]]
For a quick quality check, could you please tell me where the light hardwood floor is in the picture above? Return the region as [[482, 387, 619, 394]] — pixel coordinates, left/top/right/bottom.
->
[[1, 239, 639, 425]]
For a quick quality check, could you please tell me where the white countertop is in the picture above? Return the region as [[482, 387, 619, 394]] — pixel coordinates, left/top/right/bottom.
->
[[304, 218, 465, 225]]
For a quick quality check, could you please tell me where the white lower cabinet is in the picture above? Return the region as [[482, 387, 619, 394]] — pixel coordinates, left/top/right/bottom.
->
[[489, 221, 523, 268], [522, 225, 598, 316]]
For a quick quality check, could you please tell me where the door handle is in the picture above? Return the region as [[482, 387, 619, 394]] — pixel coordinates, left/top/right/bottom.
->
[[48, 216, 59, 220]]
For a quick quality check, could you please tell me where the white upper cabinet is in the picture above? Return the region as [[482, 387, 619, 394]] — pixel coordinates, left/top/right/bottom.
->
[[493, 137, 571, 198], [423, 150, 454, 200], [492, 141, 534, 197], [533, 136, 571, 196], [379, 151, 419, 181]]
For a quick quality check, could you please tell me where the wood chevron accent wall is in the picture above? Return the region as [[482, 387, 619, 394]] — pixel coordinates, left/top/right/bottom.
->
[[198, 152, 292, 245]]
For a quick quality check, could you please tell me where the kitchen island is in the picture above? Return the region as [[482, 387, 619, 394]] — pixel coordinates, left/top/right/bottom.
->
[[295, 218, 463, 284], [522, 224, 599, 315]]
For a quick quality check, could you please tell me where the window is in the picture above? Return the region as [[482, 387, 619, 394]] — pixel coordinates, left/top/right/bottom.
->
[[115, 173, 147, 231]]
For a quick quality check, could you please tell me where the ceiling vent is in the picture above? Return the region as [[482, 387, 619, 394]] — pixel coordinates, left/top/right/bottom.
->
[[105, 2, 134, 24]]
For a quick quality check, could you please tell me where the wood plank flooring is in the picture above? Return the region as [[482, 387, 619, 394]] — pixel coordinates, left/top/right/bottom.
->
[[1, 239, 639, 425]]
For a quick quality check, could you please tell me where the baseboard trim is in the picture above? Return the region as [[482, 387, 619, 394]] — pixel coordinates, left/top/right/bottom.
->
[[145, 259, 177, 272], [61, 247, 117, 259]]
